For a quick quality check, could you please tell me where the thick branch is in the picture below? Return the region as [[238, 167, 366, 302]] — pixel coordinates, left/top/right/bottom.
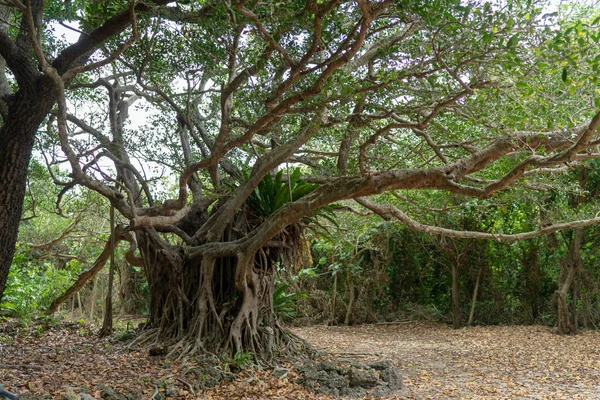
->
[[46, 225, 126, 314], [355, 197, 600, 242]]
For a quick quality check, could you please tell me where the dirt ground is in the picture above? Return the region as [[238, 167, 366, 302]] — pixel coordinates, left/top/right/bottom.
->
[[3, 321, 600, 399], [293, 322, 600, 399]]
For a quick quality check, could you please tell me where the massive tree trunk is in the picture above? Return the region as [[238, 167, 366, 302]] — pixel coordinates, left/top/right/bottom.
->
[[133, 220, 300, 359], [0, 85, 57, 299]]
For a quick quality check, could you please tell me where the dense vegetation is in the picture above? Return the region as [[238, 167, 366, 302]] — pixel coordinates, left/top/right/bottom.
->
[[2, 0, 600, 363]]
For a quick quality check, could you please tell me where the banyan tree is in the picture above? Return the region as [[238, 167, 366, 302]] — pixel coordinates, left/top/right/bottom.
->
[[3, 0, 600, 357]]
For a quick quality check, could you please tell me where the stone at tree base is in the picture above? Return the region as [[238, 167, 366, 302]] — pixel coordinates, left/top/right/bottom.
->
[[187, 364, 223, 388], [316, 361, 336, 372], [370, 382, 392, 397], [368, 360, 391, 370], [61, 388, 81, 400], [324, 371, 350, 390], [341, 386, 367, 398], [317, 385, 339, 397], [98, 385, 143, 400], [98, 386, 119, 400], [380, 367, 402, 390], [297, 359, 402, 398], [348, 367, 378, 388], [271, 366, 290, 379]]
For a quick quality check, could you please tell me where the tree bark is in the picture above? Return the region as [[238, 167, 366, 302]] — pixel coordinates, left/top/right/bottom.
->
[[0, 85, 57, 300], [0, 0, 175, 302], [522, 240, 540, 322], [99, 206, 117, 337], [554, 228, 582, 335], [467, 261, 483, 326], [344, 270, 355, 326], [451, 261, 462, 329], [330, 271, 338, 325], [119, 262, 144, 315]]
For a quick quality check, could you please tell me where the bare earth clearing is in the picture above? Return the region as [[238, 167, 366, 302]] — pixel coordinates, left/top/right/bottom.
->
[[2, 322, 600, 399], [293, 323, 600, 399]]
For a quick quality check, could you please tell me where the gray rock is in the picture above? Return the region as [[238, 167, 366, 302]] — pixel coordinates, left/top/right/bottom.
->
[[298, 359, 399, 397], [316, 369, 330, 379], [317, 385, 340, 397], [368, 360, 391, 370], [316, 361, 336, 372], [122, 389, 143, 400], [193, 365, 223, 388], [80, 394, 97, 400], [348, 367, 378, 388], [62, 388, 81, 400], [322, 371, 349, 389], [99, 386, 121, 400], [272, 366, 290, 379], [380, 367, 402, 390], [301, 367, 320, 383], [99, 386, 142, 400], [370, 383, 392, 398], [341, 386, 367, 398]]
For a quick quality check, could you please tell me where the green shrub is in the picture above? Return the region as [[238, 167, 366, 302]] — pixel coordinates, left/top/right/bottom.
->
[[1, 259, 77, 319]]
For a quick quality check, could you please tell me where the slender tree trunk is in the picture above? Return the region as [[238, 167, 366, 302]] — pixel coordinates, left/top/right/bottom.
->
[[522, 240, 540, 322], [467, 262, 483, 326], [330, 271, 338, 325], [100, 206, 116, 336], [571, 265, 579, 329], [344, 270, 355, 326], [89, 277, 97, 320], [555, 228, 582, 335], [451, 261, 462, 329], [77, 292, 84, 319]]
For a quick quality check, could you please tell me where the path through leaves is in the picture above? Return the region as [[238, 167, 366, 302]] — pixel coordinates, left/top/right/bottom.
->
[[2, 321, 600, 398], [294, 322, 600, 399]]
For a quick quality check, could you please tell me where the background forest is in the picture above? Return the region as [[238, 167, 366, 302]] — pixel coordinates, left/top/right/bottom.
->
[[8, 165, 600, 331], [2, 0, 600, 361]]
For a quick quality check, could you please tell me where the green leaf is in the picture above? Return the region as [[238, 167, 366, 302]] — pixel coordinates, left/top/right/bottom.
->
[[515, 82, 528, 89], [561, 67, 568, 82], [506, 34, 519, 48]]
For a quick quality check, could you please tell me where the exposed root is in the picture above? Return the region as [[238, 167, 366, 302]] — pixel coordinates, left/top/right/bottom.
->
[[134, 219, 312, 363]]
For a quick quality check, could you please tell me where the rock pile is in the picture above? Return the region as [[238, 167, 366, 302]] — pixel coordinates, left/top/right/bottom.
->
[[297, 359, 402, 398]]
